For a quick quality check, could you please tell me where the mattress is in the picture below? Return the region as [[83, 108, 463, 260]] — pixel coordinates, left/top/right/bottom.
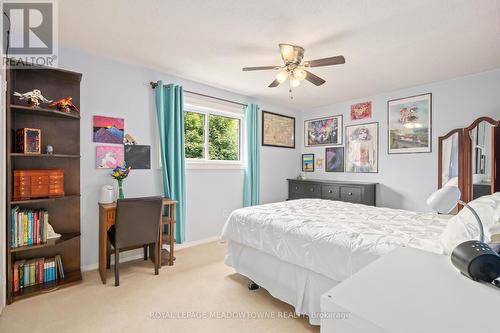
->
[[221, 199, 451, 282]]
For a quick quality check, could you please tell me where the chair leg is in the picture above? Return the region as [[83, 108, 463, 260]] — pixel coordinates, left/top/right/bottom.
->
[[106, 239, 111, 269], [154, 242, 159, 275], [114, 249, 120, 286], [144, 245, 148, 260]]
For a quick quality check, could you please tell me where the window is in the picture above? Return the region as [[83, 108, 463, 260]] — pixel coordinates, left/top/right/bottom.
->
[[183, 95, 244, 169]]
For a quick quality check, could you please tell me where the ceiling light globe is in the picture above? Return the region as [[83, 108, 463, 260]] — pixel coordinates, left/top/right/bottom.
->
[[275, 69, 288, 83], [290, 78, 301, 88], [293, 68, 307, 81]]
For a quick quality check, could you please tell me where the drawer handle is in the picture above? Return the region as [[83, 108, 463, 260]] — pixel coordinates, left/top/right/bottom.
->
[[295, 186, 299, 190], [328, 190, 333, 193], [310, 188, 314, 192], [349, 192, 353, 196]]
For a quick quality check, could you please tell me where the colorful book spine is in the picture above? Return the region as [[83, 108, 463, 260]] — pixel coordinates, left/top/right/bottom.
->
[[10, 208, 49, 249], [13, 256, 63, 292]]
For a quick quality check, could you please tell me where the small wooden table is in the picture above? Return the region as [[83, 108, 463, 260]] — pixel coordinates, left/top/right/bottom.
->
[[98, 198, 176, 284]]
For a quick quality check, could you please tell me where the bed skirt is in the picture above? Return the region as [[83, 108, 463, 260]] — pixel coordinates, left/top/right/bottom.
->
[[224, 240, 339, 326]]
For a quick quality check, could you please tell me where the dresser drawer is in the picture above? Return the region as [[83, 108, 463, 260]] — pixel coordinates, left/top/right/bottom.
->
[[30, 184, 50, 197], [32, 175, 49, 185], [322, 185, 340, 200], [340, 187, 362, 203], [289, 182, 304, 195], [304, 183, 321, 198]]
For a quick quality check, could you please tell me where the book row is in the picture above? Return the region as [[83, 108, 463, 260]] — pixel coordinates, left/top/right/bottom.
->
[[12, 255, 65, 292], [10, 207, 49, 248]]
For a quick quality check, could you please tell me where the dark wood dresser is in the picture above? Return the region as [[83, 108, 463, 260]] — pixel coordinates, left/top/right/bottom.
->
[[287, 178, 377, 206]]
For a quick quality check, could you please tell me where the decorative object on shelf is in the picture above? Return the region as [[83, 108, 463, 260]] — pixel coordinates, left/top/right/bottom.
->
[[351, 101, 372, 120], [261, 111, 295, 148], [302, 153, 315, 172], [325, 147, 345, 172], [96, 145, 124, 169], [388, 93, 432, 154], [123, 133, 137, 145], [48, 96, 80, 113], [297, 173, 307, 180], [111, 164, 131, 199], [45, 145, 54, 155], [12, 169, 64, 200], [315, 157, 324, 169], [305, 115, 343, 146], [46, 223, 61, 240], [15, 128, 41, 154], [345, 122, 379, 173], [124, 145, 151, 169], [13, 89, 52, 107], [99, 185, 115, 204], [93, 115, 124, 144]]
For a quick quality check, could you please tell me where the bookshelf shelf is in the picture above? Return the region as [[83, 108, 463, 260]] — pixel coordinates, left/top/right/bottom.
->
[[12, 270, 82, 302], [6, 64, 82, 304], [10, 104, 80, 119], [10, 232, 81, 253], [10, 153, 80, 158], [9, 194, 81, 205]]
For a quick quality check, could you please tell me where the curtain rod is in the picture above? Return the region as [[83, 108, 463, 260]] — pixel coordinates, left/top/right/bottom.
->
[[150, 81, 247, 107]]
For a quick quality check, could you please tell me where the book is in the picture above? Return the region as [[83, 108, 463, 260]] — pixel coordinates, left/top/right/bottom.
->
[[10, 207, 50, 249]]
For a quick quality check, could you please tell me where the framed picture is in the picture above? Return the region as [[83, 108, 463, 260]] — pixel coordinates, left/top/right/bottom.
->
[[302, 154, 315, 172], [387, 93, 432, 154], [16, 128, 41, 154], [262, 111, 295, 148], [96, 145, 124, 169], [345, 122, 378, 173], [304, 115, 343, 146], [350, 101, 372, 120], [325, 147, 344, 172], [93, 115, 124, 144], [125, 145, 151, 169]]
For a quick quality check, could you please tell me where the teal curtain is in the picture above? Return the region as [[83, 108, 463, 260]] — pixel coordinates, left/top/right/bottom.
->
[[155, 81, 186, 243], [243, 103, 260, 207]]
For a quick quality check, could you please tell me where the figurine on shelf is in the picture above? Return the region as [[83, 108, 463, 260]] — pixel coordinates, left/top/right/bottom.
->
[[46, 145, 54, 155], [13, 89, 52, 107], [123, 134, 137, 145], [48, 96, 80, 113]]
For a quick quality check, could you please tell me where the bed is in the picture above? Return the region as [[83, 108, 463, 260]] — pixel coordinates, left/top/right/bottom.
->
[[221, 198, 452, 325]]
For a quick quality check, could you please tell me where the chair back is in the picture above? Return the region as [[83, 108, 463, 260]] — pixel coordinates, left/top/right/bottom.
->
[[115, 196, 163, 249]]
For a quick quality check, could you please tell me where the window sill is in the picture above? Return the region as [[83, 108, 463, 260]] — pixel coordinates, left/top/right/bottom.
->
[[186, 161, 245, 170]]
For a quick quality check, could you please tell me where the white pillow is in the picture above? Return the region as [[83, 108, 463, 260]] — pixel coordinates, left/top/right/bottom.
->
[[440, 192, 500, 254]]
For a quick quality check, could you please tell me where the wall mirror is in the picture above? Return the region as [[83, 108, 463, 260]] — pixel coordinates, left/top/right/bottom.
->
[[464, 117, 500, 202], [438, 129, 463, 189]]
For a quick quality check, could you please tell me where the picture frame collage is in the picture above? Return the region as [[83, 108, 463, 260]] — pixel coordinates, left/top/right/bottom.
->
[[301, 93, 432, 174]]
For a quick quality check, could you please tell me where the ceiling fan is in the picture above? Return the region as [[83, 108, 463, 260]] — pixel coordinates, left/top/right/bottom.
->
[[242, 43, 345, 97]]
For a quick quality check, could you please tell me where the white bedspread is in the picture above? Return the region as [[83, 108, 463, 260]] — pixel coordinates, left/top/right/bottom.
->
[[221, 199, 451, 282]]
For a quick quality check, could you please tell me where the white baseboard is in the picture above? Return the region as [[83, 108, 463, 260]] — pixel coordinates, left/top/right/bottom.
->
[[81, 236, 222, 272]]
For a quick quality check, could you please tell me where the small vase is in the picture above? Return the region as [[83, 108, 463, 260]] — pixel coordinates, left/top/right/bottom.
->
[[117, 179, 125, 199]]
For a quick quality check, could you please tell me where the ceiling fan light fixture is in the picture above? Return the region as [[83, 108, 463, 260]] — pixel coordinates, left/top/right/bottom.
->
[[275, 69, 288, 83]]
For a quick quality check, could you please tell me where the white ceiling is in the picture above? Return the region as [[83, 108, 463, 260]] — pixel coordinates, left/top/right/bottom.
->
[[59, 0, 500, 109]]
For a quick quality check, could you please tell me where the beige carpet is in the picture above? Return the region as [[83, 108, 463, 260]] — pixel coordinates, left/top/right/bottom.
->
[[0, 241, 319, 333]]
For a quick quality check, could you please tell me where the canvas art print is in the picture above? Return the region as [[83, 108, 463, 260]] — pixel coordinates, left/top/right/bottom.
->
[[305, 115, 342, 146], [388, 93, 432, 154], [325, 147, 344, 172], [350, 101, 372, 120], [302, 154, 315, 172], [93, 115, 125, 144], [262, 111, 295, 148], [96, 145, 124, 169], [345, 122, 378, 173]]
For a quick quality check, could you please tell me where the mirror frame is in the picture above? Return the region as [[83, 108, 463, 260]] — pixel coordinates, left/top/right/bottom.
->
[[438, 128, 464, 190], [463, 117, 500, 203]]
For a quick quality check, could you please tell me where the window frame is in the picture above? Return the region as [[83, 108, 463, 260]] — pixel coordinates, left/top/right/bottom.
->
[[184, 103, 244, 170]]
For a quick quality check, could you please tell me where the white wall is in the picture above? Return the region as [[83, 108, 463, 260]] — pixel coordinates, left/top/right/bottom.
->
[[58, 48, 300, 269], [302, 69, 500, 211]]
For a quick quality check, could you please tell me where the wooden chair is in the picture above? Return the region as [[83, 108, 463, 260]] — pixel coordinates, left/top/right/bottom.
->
[[106, 196, 163, 286]]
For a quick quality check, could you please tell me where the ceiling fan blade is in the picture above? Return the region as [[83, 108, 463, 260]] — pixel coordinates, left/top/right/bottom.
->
[[268, 79, 281, 88], [304, 56, 345, 68], [305, 71, 326, 86], [242, 66, 280, 71]]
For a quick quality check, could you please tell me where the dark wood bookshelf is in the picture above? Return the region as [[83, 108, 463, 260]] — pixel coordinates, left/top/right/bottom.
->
[[5, 64, 82, 303]]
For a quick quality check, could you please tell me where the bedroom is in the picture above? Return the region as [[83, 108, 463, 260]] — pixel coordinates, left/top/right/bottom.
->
[[0, 0, 500, 332]]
